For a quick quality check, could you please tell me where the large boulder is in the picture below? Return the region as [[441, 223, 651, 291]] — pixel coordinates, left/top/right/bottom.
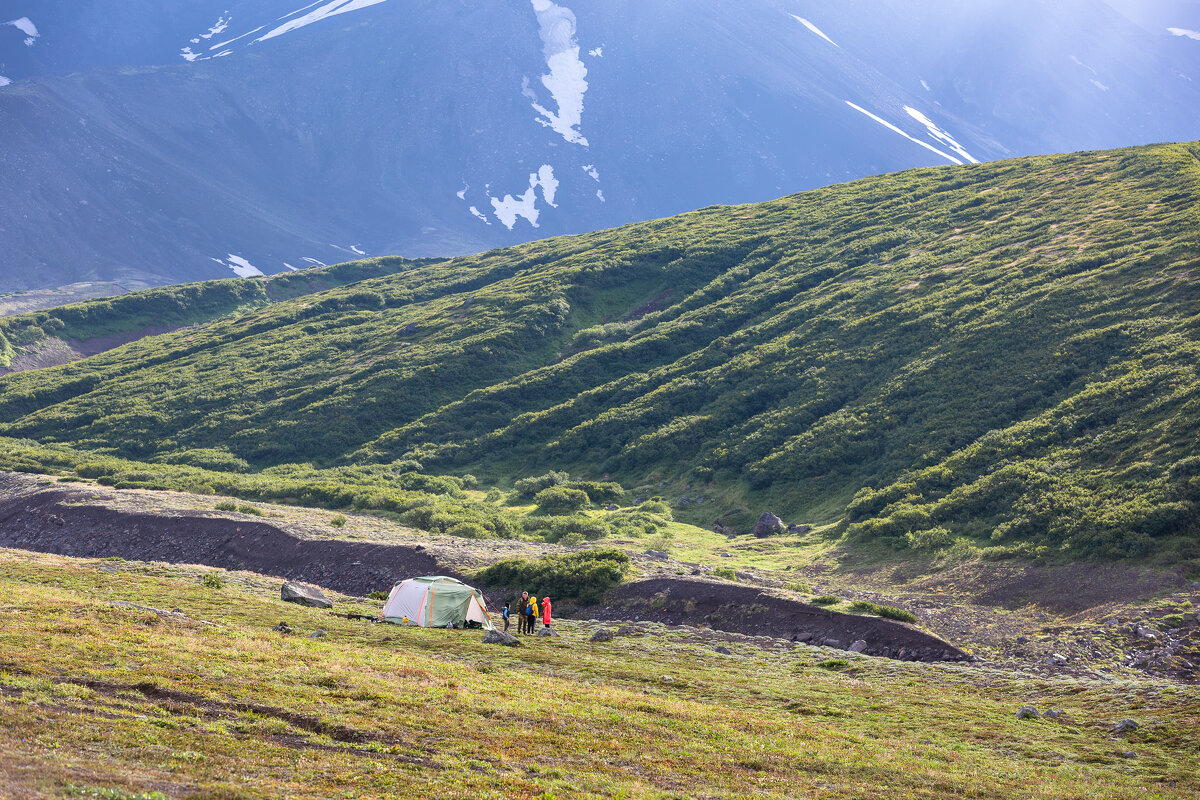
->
[[281, 581, 333, 609], [752, 512, 786, 538], [483, 630, 522, 646], [590, 628, 615, 642]]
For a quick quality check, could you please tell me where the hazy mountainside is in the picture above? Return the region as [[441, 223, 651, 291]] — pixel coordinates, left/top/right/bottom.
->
[[1, 0, 1199, 291], [1, 141, 1198, 561]]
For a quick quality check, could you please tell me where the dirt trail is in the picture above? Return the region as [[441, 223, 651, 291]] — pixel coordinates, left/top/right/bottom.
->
[[588, 577, 969, 661], [0, 484, 450, 596]]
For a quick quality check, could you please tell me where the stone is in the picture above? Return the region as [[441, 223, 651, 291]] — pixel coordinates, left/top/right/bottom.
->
[[272, 621, 293, 634], [715, 646, 732, 655], [1120, 751, 1137, 759], [1134, 624, 1157, 640], [482, 630, 522, 646], [660, 675, 675, 683], [1015, 635, 1029, 644], [537, 627, 559, 637], [1016, 705, 1040, 720], [787, 523, 810, 534], [821, 638, 842, 649], [590, 628, 615, 642], [281, 581, 332, 609], [1112, 719, 1139, 735], [604, 503, 619, 511], [752, 512, 786, 538], [720, 552, 733, 558], [1046, 653, 1068, 666], [308, 630, 326, 639], [1043, 709, 1065, 719], [848, 640, 868, 653], [644, 549, 669, 560], [616, 624, 642, 636]]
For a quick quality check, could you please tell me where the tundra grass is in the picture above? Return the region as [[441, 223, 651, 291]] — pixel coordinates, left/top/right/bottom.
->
[[0, 549, 1196, 799]]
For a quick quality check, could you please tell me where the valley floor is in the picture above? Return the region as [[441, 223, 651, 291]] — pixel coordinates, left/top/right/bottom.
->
[[1, 548, 1198, 799]]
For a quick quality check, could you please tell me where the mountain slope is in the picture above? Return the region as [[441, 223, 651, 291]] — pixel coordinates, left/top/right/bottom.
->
[[1, 0, 1198, 290], [1, 141, 1199, 559]]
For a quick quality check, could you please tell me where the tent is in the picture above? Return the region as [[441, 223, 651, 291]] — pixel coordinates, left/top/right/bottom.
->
[[379, 575, 494, 630]]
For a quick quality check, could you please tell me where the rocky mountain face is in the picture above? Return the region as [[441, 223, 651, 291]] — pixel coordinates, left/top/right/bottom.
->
[[1, 0, 1197, 291]]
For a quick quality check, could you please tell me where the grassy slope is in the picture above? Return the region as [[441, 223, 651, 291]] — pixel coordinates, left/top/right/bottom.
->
[[1, 548, 1197, 800], [0, 142, 1198, 561]]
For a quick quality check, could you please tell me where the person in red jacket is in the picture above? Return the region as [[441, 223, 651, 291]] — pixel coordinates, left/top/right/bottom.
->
[[541, 596, 552, 630]]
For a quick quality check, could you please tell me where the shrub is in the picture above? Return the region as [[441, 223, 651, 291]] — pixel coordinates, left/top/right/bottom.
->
[[817, 658, 849, 670], [330, 514, 347, 528], [533, 486, 591, 513], [559, 531, 585, 547], [201, 573, 224, 589], [712, 566, 737, 580], [460, 474, 478, 489], [484, 488, 504, 502], [475, 548, 630, 604], [215, 500, 238, 511], [850, 600, 919, 624], [565, 480, 625, 503], [811, 595, 839, 606], [514, 471, 569, 497], [367, 590, 389, 601], [904, 526, 954, 551], [236, 503, 265, 516]]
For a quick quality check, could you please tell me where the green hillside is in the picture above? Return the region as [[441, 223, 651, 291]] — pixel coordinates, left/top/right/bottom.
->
[[1, 141, 1199, 562]]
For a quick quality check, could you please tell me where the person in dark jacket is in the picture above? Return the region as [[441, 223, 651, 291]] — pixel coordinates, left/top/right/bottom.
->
[[502, 603, 511, 632], [524, 594, 539, 635], [518, 592, 530, 634]]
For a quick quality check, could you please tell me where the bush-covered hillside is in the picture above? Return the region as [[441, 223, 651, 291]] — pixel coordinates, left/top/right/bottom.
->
[[1, 141, 1198, 560]]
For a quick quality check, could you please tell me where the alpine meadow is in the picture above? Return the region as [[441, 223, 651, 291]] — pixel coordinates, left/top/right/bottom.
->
[[2, 141, 1200, 799]]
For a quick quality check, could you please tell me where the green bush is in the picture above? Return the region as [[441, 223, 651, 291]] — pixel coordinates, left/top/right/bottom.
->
[[533, 486, 591, 513], [811, 595, 839, 606], [330, 514, 347, 528], [850, 600, 919, 624], [816, 658, 849, 670], [904, 526, 954, 551], [200, 573, 224, 589], [711, 566, 737, 580], [514, 471, 569, 497], [475, 548, 630, 604], [215, 500, 238, 511], [367, 590, 389, 601]]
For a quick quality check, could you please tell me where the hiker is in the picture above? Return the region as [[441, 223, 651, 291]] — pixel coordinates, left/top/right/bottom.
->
[[542, 596, 552, 631], [502, 603, 511, 632], [518, 592, 530, 634], [524, 593, 539, 635]]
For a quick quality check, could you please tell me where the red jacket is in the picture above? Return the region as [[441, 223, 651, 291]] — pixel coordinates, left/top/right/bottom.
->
[[542, 598, 552, 625]]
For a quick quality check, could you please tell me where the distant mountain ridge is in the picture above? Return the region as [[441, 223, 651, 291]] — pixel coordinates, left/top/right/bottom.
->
[[2, 140, 1198, 560], [0, 0, 1198, 291]]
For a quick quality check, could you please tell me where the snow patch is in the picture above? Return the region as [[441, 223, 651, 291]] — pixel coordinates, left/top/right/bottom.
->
[[920, 80, 931, 92], [1090, 79, 1110, 91], [211, 50, 234, 58], [1167, 27, 1200, 40], [302, 257, 327, 266], [529, 0, 590, 146], [278, 0, 327, 21], [456, 185, 468, 200], [469, 206, 491, 224], [5, 17, 38, 38], [588, 46, 603, 57], [789, 14, 838, 47], [257, 0, 390, 43], [904, 106, 979, 163], [1070, 55, 1097, 75], [214, 254, 265, 278], [582, 164, 600, 182], [283, 263, 299, 271], [488, 165, 559, 230], [210, 26, 265, 51], [0, 76, 11, 87], [200, 15, 231, 40], [350, 245, 366, 255], [596, 189, 605, 202], [180, 47, 200, 62], [846, 101, 962, 165]]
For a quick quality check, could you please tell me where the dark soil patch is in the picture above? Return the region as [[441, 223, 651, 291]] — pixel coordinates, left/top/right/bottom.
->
[[587, 578, 969, 662], [0, 483, 454, 596]]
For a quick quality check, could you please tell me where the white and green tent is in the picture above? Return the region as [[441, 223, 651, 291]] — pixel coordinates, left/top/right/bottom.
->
[[379, 576, 494, 630]]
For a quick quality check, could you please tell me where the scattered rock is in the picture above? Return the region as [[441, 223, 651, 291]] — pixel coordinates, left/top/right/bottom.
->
[[1134, 624, 1157, 640], [752, 512, 786, 538], [482, 630, 521, 647], [715, 646, 732, 655], [787, 523, 810, 534], [1016, 705, 1040, 720], [1120, 751, 1137, 759], [644, 549, 669, 560], [47, 514, 65, 527], [821, 638, 842, 649], [273, 621, 293, 634], [1015, 635, 1029, 644], [281, 581, 332, 609], [603, 504, 619, 511], [1112, 719, 1139, 735], [1046, 653, 1069, 666], [537, 627, 559, 637], [660, 675, 675, 683], [590, 628, 615, 642], [848, 640, 868, 653], [616, 624, 642, 637], [308, 630, 326, 639], [1043, 709, 1065, 719], [719, 552, 733, 558]]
